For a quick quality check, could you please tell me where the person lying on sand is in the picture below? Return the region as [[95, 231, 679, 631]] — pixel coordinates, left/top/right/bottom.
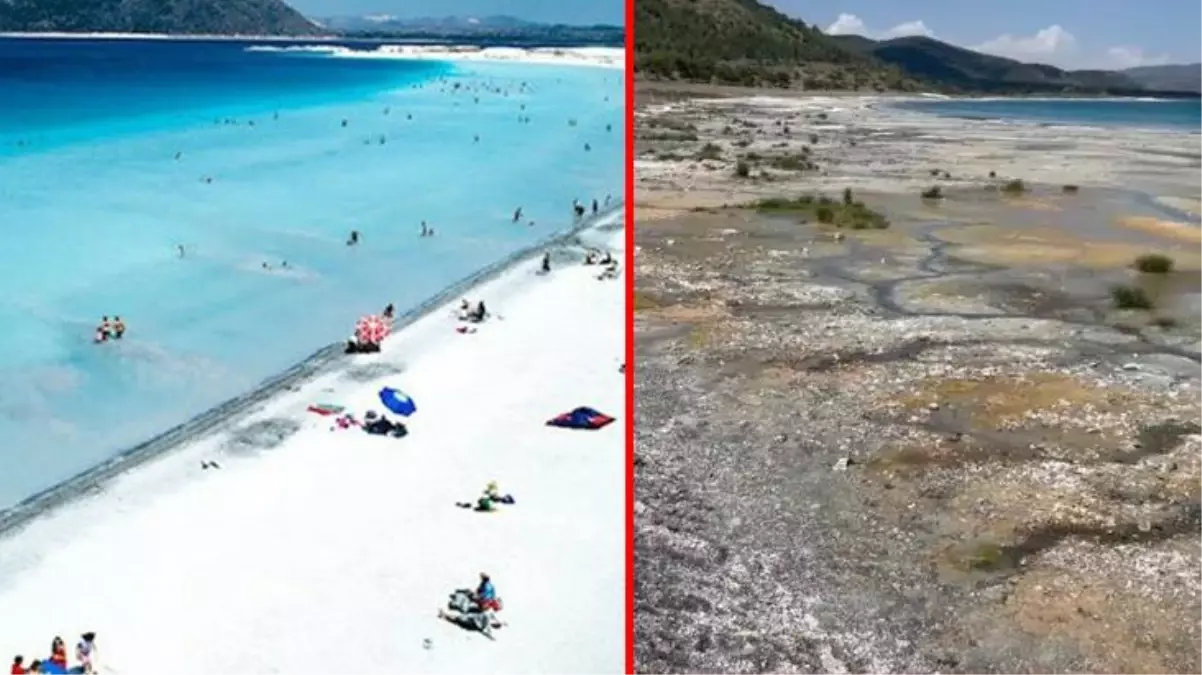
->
[[437, 606, 502, 639], [456, 482, 515, 512]]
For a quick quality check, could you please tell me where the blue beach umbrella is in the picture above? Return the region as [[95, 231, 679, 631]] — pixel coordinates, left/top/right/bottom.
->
[[379, 387, 417, 416]]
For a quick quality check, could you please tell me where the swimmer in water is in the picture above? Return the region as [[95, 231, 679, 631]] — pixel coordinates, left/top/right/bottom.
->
[[178, 244, 185, 258], [95, 316, 111, 343], [512, 208, 522, 223], [584, 143, 591, 152], [262, 262, 271, 270], [341, 119, 348, 128], [347, 230, 360, 246], [112, 316, 126, 339]]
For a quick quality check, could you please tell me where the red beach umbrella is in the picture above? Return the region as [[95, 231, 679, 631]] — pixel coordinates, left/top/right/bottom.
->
[[355, 314, 390, 345]]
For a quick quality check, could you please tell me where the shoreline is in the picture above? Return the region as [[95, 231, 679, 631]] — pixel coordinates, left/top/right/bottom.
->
[[263, 44, 626, 69], [0, 32, 626, 69], [0, 204, 623, 538]]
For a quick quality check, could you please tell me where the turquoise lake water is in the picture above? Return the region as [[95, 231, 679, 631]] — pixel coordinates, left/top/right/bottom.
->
[[0, 38, 623, 511], [897, 97, 1201, 132]]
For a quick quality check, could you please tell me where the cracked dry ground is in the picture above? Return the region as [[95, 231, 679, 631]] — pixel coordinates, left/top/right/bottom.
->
[[633, 208, 1201, 674]]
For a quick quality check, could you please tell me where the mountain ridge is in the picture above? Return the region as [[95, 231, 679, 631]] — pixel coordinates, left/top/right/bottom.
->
[[0, 0, 323, 35], [635, 0, 1199, 96]]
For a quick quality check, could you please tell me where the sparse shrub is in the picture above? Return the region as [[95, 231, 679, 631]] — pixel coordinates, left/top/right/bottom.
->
[[929, 168, 941, 177], [1152, 316, 1178, 329], [1001, 179, 1026, 194], [809, 133, 819, 144], [843, 187, 854, 205], [1062, 184, 1079, 194], [921, 186, 944, 200], [1134, 253, 1174, 274], [696, 142, 723, 161], [817, 195, 834, 206], [988, 170, 997, 178], [1111, 284, 1153, 310], [815, 206, 835, 223], [734, 160, 750, 178]]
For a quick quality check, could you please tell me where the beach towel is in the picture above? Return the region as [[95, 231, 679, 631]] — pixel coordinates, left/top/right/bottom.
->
[[546, 407, 615, 430], [307, 403, 346, 416]]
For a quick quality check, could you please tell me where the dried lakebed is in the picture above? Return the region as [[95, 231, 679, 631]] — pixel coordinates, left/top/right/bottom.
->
[[633, 204, 1201, 674]]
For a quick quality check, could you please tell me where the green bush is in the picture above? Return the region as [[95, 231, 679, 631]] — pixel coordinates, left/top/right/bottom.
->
[[1062, 184, 1079, 194], [921, 186, 944, 200], [815, 206, 835, 223], [734, 160, 750, 178], [1111, 285, 1153, 310], [1134, 253, 1174, 274], [696, 142, 723, 161], [1001, 179, 1026, 194]]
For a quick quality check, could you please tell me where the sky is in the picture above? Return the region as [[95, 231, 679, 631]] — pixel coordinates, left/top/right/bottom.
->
[[288, 0, 622, 25], [768, 0, 1201, 70]]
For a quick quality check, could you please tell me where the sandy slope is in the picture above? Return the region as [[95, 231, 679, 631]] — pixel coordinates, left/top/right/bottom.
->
[[0, 225, 625, 674]]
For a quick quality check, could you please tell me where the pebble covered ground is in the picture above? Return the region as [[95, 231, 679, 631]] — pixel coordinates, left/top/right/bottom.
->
[[633, 91, 1201, 674]]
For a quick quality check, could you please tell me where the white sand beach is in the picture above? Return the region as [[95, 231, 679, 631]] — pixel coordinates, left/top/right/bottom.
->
[[248, 44, 626, 70], [0, 218, 626, 674]]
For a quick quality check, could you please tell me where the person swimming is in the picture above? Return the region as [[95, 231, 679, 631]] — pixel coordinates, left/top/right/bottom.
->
[[512, 207, 522, 223], [112, 316, 126, 340], [347, 230, 360, 246], [178, 244, 185, 258], [94, 316, 111, 343]]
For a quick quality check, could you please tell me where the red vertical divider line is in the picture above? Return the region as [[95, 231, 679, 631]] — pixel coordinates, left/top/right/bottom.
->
[[623, 0, 636, 670]]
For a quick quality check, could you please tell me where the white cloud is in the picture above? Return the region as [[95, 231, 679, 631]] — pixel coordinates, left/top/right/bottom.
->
[[973, 24, 1077, 64], [825, 13, 935, 40], [1103, 46, 1174, 70], [827, 14, 1180, 71], [972, 25, 1180, 70]]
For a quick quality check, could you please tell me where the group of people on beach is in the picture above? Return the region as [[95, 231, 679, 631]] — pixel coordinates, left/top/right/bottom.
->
[[11, 633, 96, 674], [93, 316, 126, 344]]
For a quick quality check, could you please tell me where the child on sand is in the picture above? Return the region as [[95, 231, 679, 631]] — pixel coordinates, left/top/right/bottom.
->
[[75, 633, 96, 674], [11, 656, 26, 675]]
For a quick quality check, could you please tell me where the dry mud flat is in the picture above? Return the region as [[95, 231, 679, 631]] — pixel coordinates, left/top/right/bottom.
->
[[633, 91, 1201, 675]]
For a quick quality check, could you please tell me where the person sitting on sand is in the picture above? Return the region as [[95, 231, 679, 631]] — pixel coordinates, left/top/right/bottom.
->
[[584, 250, 598, 265], [25, 661, 41, 674], [11, 655, 27, 675], [76, 632, 96, 675], [466, 301, 487, 323], [600, 251, 614, 265], [112, 316, 126, 340], [473, 572, 501, 611], [47, 638, 66, 672]]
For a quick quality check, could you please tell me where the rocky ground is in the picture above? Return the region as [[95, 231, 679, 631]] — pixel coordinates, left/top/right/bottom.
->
[[633, 86, 1202, 674]]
